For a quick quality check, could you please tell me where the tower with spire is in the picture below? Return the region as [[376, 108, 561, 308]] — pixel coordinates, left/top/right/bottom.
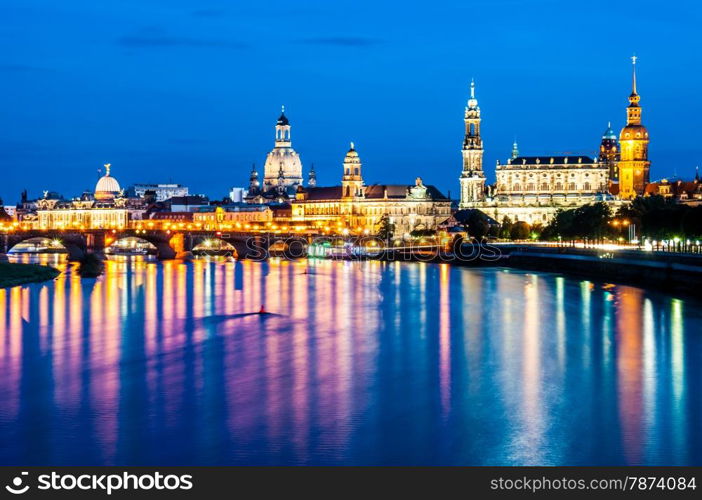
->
[[308, 163, 317, 187], [341, 142, 364, 199], [600, 122, 620, 188], [262, 106, 304, 195], [617, 55, 650, 199], [459, 79, 486, 208], [248, 163, 260, 195]]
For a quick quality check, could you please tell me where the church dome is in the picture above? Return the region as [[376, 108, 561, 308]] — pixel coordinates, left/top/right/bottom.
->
[[95, 164, 121, 200], [602, 122, 617, 140], [619, 124, 648, 141]]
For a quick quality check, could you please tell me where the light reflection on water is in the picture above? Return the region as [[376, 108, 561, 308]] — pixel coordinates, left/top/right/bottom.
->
[[0, 256, 700, 465]]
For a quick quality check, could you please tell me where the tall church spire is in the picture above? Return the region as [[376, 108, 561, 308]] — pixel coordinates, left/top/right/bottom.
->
[[627, 55, 641, 124], [631, 54, 637, 95], [248, 163, 260, 194], [459, 80, 486, 208], [618, 55, 650, 199], [308, 163, 317, 187]]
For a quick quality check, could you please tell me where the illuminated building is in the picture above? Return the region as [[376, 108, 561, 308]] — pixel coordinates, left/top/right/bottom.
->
[[617, 56, 650, 199], [484, 154, 611, 224], [229, 187, 247, 203], [458, 66, 655, 224], [293, 143, 451, 234], [193, 204, 273, 230], [169, 195, 210, 212], [31, 164, 145, 230], [644, 170, 702, 206], [459, 80, 486, 208], [127, 183, 189, 202]]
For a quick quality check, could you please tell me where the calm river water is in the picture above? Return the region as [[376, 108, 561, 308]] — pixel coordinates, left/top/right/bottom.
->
[[0, 256, 700, 465]]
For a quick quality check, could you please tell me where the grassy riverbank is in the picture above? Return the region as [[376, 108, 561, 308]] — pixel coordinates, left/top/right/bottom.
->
[[0, 262, 60, 288]]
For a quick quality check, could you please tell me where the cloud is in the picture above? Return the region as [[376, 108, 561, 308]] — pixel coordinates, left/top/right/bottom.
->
[[117, 31, 248, 49], [296, 36, 383, 47]]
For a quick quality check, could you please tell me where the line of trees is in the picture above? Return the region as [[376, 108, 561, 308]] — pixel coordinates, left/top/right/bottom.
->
[[540, 198, 702, 241], [461, 210, 539, 241], [460, 197, 702, 242]]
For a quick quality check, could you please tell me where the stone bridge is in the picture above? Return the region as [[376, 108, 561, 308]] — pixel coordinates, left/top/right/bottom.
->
[[2, 230, 312, 261]]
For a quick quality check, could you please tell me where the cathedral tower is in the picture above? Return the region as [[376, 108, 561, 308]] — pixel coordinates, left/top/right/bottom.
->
[[248, 163, 260, 195], [459, 80, 486, 208], [600, 122, 619, 188], [308, 163, 317, 187], [618, 56, 650, 199], [342, 142, 364, 199]]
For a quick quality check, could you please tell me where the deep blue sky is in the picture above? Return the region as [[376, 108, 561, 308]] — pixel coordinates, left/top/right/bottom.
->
[[1, 0, 700, 203]]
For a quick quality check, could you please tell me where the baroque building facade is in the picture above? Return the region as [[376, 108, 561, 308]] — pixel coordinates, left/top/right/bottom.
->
[[486, 154, 610, 224], [292, 144, 451, 235], [252, 107, 304, 200], [28, 165, 145, 230], [459, 59, 649, 224]]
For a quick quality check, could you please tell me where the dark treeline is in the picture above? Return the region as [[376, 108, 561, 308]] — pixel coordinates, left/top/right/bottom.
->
[[461, 197, 702, 241], [542, 197, 702, 241]]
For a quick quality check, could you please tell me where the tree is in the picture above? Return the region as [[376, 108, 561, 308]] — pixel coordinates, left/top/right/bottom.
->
[[464, 210, 491, 239], [530, 223, 544, 240], [498, 216, 513, 239], [376, 214, 395, 242], [682, 206, 702, 238], [542, 202, 613, 241], [510, 221, 531, 240]]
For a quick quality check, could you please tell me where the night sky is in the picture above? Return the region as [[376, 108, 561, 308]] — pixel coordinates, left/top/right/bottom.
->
[[2, 0, 700, 203]]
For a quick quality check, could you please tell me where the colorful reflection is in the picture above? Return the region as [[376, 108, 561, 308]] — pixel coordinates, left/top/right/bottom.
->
[[0, 259, 700, 465]]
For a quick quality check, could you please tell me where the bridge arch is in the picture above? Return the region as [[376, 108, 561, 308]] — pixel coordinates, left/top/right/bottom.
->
[[105, 236, 157, 256], [5, 234, 86, 260], [192, 237, 238, 258], [8, 237, 67, 254]]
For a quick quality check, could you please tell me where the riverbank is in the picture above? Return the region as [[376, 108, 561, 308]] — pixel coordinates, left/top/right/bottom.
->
[[0, 262, 61, 288], [482, 245, 702, 297], [371, 243, 702, 297]]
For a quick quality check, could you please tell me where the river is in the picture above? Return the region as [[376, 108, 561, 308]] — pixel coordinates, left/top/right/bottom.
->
[[0, 255, 700, 465]]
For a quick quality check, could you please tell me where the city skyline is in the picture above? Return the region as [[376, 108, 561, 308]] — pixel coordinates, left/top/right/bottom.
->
[[2, 1, 701, 203]]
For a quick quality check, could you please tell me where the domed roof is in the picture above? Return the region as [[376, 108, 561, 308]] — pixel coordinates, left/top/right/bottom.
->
[[95, 164, 121, 200], [277, 106, 289, 126], [602, 122, 617, 140], [345, 142, 359, 158], [619, 123, 648, 140]]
